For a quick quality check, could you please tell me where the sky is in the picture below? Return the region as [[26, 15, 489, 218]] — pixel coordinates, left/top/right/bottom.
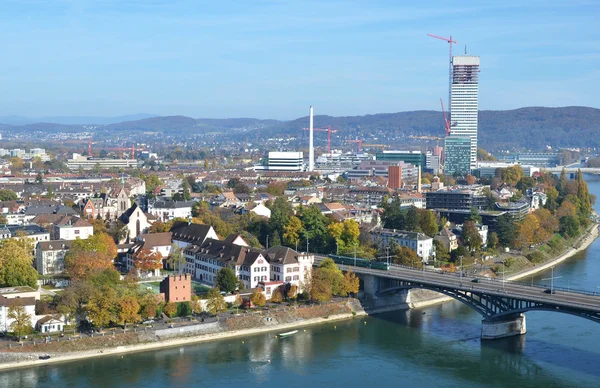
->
[[0, 0, 598, 120]]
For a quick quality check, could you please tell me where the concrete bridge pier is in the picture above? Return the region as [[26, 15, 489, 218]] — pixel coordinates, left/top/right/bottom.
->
[[481, 314, 527, 340]]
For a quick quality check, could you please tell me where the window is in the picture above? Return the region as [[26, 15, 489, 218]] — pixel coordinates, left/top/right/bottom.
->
[[293, 275, 299, 281], [293, 267, 299, 272], [285, 276, 291, 282], [287, 268, 292, 273]]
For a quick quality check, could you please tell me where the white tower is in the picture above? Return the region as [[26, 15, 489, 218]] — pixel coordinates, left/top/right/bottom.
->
[[450, 55, 480, 170], [308, 106, 314, 172]]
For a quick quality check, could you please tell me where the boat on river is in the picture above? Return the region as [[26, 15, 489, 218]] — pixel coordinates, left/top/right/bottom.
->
[[278, 330, 298, 338]]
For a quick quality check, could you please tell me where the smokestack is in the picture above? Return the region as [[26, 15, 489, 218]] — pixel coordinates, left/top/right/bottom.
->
[[309, 106, 314, 172], [417, 166, 422, 193]]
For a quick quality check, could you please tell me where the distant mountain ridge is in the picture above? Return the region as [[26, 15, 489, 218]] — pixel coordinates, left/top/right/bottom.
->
[[0, 113, 156, 125], [1, 106, 599, 150]]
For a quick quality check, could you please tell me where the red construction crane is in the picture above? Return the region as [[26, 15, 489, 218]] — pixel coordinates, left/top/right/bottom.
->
[[302, 125, 338, 153], [346, 139, 363, 152], [440, 98, 451, 136], [428, 33, 458, 112]]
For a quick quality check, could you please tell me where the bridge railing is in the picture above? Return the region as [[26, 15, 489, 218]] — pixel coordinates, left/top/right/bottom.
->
[[316, 255, 599, 297]]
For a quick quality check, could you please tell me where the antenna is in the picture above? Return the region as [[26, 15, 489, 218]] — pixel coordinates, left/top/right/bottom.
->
[[465, 45, 467, 55]]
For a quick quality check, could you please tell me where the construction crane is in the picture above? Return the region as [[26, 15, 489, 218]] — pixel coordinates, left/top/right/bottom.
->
[[427, 33, 457, 114], [346, 139, 363, 152], [302, 125, 338, 153]]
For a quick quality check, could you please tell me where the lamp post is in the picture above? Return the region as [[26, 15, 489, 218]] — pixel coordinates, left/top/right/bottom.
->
[[459, 255, 463, 285], [336, 241, 339, 255], [386, 246, 390, 267], [354, 243, 357, 267], [542, 266, 562, 294]]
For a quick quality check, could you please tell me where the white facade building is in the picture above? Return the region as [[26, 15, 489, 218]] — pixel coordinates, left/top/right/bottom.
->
[[259, 152, 304, 171], [371, 228, 435, 263], [450, 55, 480, 170], [148, 200, 194, 222]]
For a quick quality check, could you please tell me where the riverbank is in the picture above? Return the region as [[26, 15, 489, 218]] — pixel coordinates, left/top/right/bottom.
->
[[0, 300, 366, 371]]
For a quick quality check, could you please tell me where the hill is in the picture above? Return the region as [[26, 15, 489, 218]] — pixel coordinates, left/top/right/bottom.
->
[[1, 106, 599, 150]]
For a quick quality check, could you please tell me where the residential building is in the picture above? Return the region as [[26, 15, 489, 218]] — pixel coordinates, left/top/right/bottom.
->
[[126, 232, 172, 277], [36, 316, 65, 333], [160, 274, 192, 303], [444, 136, 472, 176], [35, 240, 73, 275], [450, 55, 480, 169], [170, 221, 219, 250], [249, 203, 271, 218], [148, 200, 194, 222], [454, 224, 489, 246], [3, 225, 50, 242], [0, 286, 40, 301], [434, 228, 458, 252], [370, 228, 434, 263], [0, 296, 36, 333], [265, 246, 313, 289], [52, 216, 93, 241]]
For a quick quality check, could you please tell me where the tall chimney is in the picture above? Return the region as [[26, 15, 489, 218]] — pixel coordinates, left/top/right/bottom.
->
[[309, 106, 314, 172], [417, 166, 422, 193]]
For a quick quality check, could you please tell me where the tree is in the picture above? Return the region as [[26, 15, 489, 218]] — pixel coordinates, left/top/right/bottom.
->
[[215, 267, 238, 293], [487, 232, 499, 250], [300, 205, 331, 253], [0, 189, 17, 201], [287, 284, 298, 300], [86, 286, 118, 330], [468, 207, 482, 224], [64, 233, 117, 279], [133, 249, 163, 273], [393, 246, 422, 268], [167, 244, 186, 273], [308, 270, 332, 302], [8, 157, 24, 173], [496, 214, 517, 247], [206, 287, 227, 315], [270, 287, 283, 303], [140, 294, 159, 319], [0, 239, 38, 288], [269, 197, 294, 240], [340, 271, 360, 297], [107, 220, 128, 243], [182, 179, 192, 201], [190, 295, 204, 315], [192, 201, 210, 217], [461, 221, 483, 251], [119, 295, 141, 327], [317, 258, 344, 295], [328, 219, 360, 255], [8, 305, 33, 338], [501, 165, 524, 186], [465, 174, 476, 185], [433, 239, 450, 262], [419, 209, 439, 237], [250, 289, 266, 307], [283, 216, 304, 248], [559, 215, 579, 238], [515, 214, 540, 249], [148, 220, 174, 233], [177, 302, 192, 317], [163, 302, 177, 318]]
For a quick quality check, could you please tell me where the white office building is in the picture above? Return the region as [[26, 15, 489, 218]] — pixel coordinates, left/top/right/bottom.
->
[[450, 55, 480, 170], [256, 152, 304, 172]]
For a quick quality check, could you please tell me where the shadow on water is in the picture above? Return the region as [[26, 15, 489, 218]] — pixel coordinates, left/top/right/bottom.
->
[[370, 305, 600, 385]]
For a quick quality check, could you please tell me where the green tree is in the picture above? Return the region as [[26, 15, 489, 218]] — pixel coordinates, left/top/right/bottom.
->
[[487, 232, 499, 250], [177, 302, 192, 317], [496, 214, 517, 247], [317, 258, 345, 295], [215, 267, 238, 293], [182, 179, 192, 201], [419, 209, 439, 237], [269, 197, 294, 240], [433, 240, 450, 262], [8, 305, 33, 338], [206, 287, 227, 315], [559, 215, 580, 238], [300, 205, 331, 253], [461, 221, 483, 252], [0, 189, 17, 201]]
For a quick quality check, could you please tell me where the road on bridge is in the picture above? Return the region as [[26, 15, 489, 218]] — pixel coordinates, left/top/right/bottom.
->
[[314, 256, 600, 313]]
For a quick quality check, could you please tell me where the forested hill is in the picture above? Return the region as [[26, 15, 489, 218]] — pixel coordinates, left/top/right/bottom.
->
[[1, 106, 599, 150]]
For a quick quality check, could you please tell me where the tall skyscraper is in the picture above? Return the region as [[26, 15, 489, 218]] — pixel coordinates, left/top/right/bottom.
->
[[450, 55, 480, 170]]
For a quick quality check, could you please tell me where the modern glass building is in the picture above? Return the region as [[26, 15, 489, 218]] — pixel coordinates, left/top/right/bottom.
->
[[376, 151, 425, 167], [444, 136, 471, 176], [450, 55, 480, 170]]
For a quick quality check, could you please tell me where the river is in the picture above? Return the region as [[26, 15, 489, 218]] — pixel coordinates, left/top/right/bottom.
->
[[3, 176, 600, 388]]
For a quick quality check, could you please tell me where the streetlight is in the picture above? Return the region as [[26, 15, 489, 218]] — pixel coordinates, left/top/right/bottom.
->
[[336, 241, 339, 255], [459, 255, 463, 285], [386, 246, 390, 267], [354, 243, 357, 267], [542, 266, 562, 294]]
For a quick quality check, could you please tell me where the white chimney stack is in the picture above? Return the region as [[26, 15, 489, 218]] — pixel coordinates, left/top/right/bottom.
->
[[308, 106, 314, 172]]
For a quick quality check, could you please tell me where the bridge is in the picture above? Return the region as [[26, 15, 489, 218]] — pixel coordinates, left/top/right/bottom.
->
[[544, 166, 600, 174], [315, 257, 600, 339]]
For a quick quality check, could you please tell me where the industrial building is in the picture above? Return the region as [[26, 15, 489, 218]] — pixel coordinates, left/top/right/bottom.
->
[[67, 153, 138, 170], [255, 152, 304, 172]]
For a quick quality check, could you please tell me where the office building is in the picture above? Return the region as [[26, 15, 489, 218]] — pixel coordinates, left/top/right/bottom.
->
[[450, 55, 480, 170], [376, 151, 425, 168], [444, 136, 472, 176], [388, 166, 402, 189], [256, 152, 304, 172], [425, 189, 487, 211]]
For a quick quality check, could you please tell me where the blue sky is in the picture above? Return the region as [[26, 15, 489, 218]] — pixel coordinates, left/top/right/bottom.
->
[[0, 0, 598, 119]]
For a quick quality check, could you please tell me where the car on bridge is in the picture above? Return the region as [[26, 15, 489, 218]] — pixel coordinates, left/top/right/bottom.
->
[[544, 288, 556, 294]]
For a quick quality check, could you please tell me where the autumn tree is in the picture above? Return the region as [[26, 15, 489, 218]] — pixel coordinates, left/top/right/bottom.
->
[[392, 246, 422, 269], [340, 271, 360, 297], [133, 248, 163, 274], [140, 294, 159, 319], [148, 221, 174, 233], [465, 174, 476, 185], [190, 295, 204, 315], [64, 233, 117, 279], [328, 219, 360, 255], [287, 284, 298, 300], [250, 289, 266, 307], [0, 239, 38, 288], [270, 286, 284, 303], [515, 214, 540, 249], [8, 305, 33, 338], [308, 270, 332, 302], [86, 285, 118, 330], [317, 258, 344, 295], [119, 295, 141, 328], [163, 302, 177, 318], [206, 287, 227, 315], [283, 216, 304, 248]]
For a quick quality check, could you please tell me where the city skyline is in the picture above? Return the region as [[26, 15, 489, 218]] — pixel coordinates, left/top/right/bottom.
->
[[0, 1, 598, 120]]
